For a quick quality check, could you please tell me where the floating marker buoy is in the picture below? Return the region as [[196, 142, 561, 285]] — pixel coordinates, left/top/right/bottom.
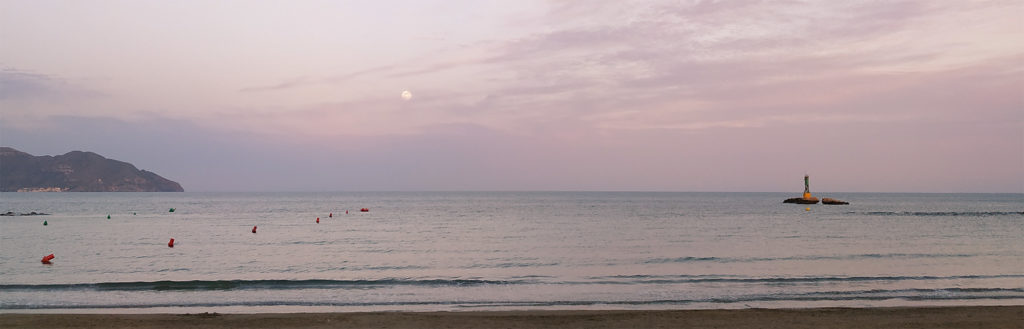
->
[[805, 207, 811, 211], [133, 212, 137, 215], [252, 226, 257, 233], [41, 254, 54, 264], [316, 217, 320, 224], [107, 214, 111, 219], [329, 213, 332, 218], [346, 210, 348, 214], [360, 208, 369, 212], [169, 208, 175, 213], [168, 238, 175, 248], [43, 220, 47, 226]]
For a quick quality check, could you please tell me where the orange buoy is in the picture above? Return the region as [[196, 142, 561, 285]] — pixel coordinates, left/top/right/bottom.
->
[[168, 238, 175, 248], [252, 226, 258, 233], [41, 254, 55, 264]]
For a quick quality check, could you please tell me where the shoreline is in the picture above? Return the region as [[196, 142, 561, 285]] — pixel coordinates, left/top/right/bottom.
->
[[1, 306, 1021, 329]]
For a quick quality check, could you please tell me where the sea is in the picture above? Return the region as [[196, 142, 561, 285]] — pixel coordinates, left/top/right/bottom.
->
[[0, 192, 1021, 313]]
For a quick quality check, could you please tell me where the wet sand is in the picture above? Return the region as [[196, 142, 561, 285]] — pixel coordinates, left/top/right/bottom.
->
[[1, 306, 1021, 328]]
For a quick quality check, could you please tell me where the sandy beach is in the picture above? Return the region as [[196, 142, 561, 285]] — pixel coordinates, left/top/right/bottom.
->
[[2, 306, 1021, 329]]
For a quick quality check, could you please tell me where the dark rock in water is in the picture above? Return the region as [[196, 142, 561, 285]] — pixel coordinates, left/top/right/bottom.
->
[[822, 198, 849, 205], [0, 147, 183, 192], [784, 197, 819, 204], [0, 211, 50, 216]]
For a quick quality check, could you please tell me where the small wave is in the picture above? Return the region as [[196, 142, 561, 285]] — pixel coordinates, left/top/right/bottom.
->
[[459, 262, 561, 269], [645, 257, 721, 263], [0, 278, 528, 292], [584, 274, 1024, 285], [644, 253, 976, 264], [460, 287, 1024, 306], [727, 287, 1024, 303], [361, 265, 429, 271], [3, 288, 1022, 310], [856, 211, 1023, 217], [14, 275, 1015, 293]]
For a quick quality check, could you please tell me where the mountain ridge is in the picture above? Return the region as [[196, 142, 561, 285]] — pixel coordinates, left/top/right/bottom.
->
[[0, 147, 184, 192]]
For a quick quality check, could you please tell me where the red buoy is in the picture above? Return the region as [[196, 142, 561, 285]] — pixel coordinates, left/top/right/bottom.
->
[[329, 212, 332, 218], [41, 254, 55, 264], [252, 226, 258, 233], [168, 238, 175, 248], [360, 208, 369, 212], [345, 210, 348, 214], [316, 217, 320, 224]]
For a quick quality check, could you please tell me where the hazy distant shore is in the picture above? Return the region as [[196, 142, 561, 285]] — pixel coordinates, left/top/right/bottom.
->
[[2, 306, 1021, 329]]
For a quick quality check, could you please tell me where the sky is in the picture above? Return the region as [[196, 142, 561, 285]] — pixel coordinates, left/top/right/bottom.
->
[[1, 0, 1021, 192]]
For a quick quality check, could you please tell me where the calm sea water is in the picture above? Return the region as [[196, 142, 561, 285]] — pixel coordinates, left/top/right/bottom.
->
[[0, 192, 1021, 313]]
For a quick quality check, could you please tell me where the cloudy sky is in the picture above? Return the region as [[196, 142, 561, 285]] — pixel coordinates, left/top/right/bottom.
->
[[1, 1, 1021, 192]]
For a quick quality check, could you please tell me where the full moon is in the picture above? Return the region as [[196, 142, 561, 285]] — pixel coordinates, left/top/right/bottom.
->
[[401, 90, 412, 101]]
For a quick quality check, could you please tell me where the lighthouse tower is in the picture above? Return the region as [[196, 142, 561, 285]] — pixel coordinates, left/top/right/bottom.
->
[[784, 174, 821, 204], [803, 175, 812, 199]]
